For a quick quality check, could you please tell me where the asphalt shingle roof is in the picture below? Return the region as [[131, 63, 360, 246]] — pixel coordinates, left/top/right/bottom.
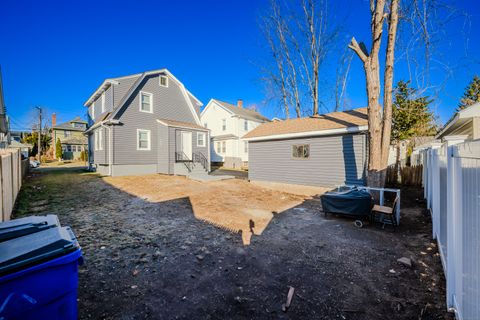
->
[[243, 107, 368, 139], [213, 99, 270, 122]]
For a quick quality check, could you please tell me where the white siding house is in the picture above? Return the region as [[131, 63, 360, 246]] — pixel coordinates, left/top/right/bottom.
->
[[200, 99, 269, 168]]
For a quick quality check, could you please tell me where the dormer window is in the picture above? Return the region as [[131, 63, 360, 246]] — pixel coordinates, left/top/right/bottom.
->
[[159, 76, 168, 87], [101, 92, 105, 113]]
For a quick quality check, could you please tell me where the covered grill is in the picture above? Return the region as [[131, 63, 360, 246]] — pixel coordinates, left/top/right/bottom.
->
[[321, 189, 373, 218]]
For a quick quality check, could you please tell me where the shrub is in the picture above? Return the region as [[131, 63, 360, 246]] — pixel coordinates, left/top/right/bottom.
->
[[55, 138, 63, 160]]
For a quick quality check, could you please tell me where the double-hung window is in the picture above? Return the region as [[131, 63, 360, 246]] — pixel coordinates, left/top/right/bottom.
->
[[95, 129, 103, 151], [292, 144, 309, 159], [91, 103, 95, 120], [244, 141, 248, 153], [216, 142, 221, 153], [137, 129, 151, 150], [222, 141, 226, 153], [197, 132, 206, 147], [101, 92, 105, 113], [244, 120, 248, 131], [222, 119, 226, 131], [139, 92, 153, 113]]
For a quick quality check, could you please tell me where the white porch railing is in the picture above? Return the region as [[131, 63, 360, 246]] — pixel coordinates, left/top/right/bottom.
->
[[336, 185, 401, 224]]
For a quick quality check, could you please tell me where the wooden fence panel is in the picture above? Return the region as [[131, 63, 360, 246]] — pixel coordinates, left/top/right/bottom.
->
[[0, 149, 23, 222]]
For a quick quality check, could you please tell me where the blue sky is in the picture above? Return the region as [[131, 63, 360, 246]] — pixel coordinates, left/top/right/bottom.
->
[[1, 0, 478, 130]]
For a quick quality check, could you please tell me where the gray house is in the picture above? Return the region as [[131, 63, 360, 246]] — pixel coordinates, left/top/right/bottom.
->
[[243, 108, 369, 187], [84, 69, 210, 177]]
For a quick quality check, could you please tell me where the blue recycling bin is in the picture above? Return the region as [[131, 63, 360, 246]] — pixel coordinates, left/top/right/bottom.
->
[[0, 220, 82, 320]]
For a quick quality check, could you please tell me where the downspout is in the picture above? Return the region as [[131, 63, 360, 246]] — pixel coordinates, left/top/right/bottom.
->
[[207, 130, 211, 172]]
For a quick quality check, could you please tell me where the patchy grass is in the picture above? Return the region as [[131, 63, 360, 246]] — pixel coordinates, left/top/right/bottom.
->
[[14, 168, 100, 217]]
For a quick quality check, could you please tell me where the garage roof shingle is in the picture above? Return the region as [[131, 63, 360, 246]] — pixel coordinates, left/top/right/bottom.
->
[[243, 107, 368, 139]]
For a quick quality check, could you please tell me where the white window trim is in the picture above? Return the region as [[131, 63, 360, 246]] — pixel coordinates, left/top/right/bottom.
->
[[222, 119, 226, 131], [101, 92, 105, 113], [95, 129, 103, 151], [139, 91, 153, 113], [159, 75, 169, 87], [137, 129, 151, 151], [197, 132, 206, 147], [91, 103, 95, 120], [244, 141, 248, 153]]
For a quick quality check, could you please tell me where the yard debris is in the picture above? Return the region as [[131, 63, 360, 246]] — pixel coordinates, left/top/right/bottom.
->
[[281, 286, 295, 312], [131, 285, 138, 289], [397, 257, 412, 267], [132, 269, 140, 276], [389, 269, 396, 274], [196, 254, 205, 261]]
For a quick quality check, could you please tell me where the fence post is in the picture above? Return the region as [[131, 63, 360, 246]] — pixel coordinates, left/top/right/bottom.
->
[[429, 143, 443, 239], [0, 155, 3, 222], [444, 136, 467, 309]]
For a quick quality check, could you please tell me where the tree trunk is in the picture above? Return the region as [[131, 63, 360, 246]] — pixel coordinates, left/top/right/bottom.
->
[[364, 58, 385, 187], [381, 0, 400, 167]]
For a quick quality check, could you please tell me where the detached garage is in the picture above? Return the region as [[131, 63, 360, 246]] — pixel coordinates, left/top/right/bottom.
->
[[243, 108, 369, 188]]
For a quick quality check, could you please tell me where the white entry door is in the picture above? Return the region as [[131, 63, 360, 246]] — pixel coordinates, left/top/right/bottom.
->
[[181, 131, 192, 160]]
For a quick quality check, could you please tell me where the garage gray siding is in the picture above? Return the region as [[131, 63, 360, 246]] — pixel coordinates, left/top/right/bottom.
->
[[112, 74, 199, 166], [248, 133, 367, 187]]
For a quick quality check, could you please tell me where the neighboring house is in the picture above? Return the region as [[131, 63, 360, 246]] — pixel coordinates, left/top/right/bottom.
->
[[8, 140, 32, 158], [436, 102, 480, 141], [243, 108, 369, 187], [84, 68, 209, 177], [51, 114, 88, 160], [200, 99, 269, 169], [10, 130, 29, 143]]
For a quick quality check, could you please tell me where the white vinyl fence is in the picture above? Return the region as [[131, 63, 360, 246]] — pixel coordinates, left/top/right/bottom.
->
[[422, 138, 480, 320], [0, 149, 23, 222]]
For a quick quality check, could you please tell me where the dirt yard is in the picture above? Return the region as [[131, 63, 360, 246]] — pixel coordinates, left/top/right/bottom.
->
[[14, 168, 452, 320]]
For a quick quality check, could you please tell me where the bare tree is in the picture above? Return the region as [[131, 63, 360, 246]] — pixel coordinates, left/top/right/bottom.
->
[[334, 49, 353, 111], [260, 0, 337, 118], [349, 0, 465, 187]]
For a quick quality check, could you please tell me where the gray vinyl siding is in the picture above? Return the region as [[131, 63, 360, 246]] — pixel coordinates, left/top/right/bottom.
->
[[248, 133, 367, 187], [112, 74, 197, 165], [157, 124, 170, 174], [104, 86, 114, 113], [113, 76, 140, 105], [91, 127, 109, 165]]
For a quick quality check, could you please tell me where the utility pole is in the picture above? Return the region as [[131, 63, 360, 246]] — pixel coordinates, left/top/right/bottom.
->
[[35, 106, 42, 162]]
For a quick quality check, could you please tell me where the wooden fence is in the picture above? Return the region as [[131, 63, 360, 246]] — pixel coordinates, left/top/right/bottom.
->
[[386, 164, 423, 186], [0, 149, 23, 222]]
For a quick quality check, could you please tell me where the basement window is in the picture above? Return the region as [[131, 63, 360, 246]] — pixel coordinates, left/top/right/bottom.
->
[[292, 144, 309, 159]]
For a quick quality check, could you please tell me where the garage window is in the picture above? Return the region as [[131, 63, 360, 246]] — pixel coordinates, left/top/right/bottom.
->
[[292, 144, 309, 159]]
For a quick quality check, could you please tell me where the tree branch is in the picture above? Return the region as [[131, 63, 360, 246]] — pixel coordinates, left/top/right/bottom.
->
[[348, 37, 368, 63]]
